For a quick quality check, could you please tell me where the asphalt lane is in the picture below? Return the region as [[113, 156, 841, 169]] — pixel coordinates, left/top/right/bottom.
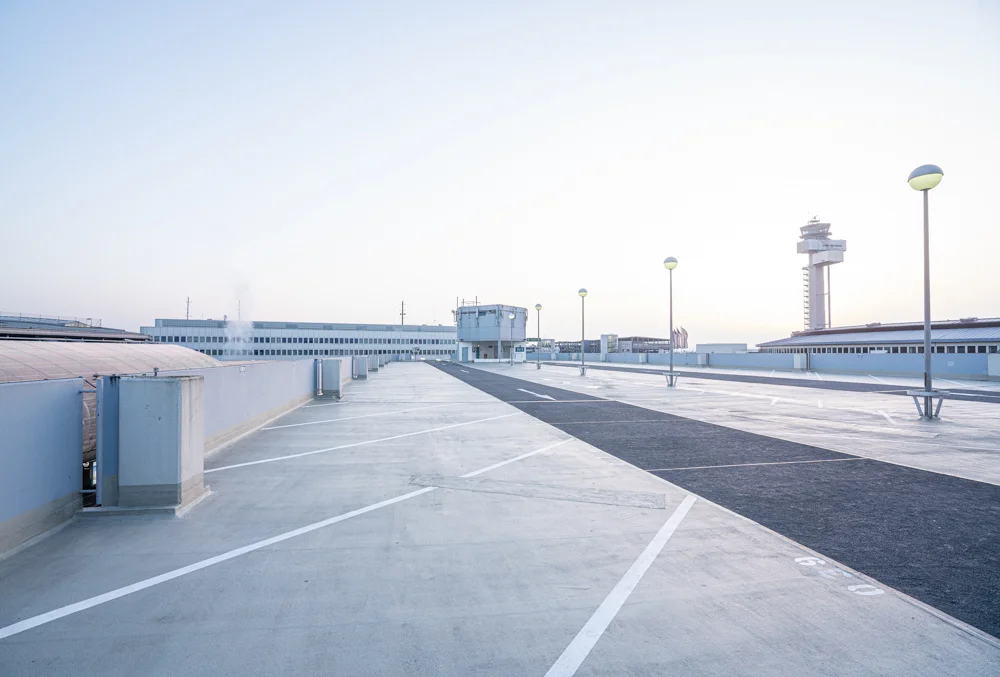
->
[[540, 361, 1000, 404], [433, 362, 1000, 639]]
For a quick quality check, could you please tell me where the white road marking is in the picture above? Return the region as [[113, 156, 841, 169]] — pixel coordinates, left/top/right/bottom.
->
[[940, 378, 988, 390], [543, 495, 697, 677], [769, 370, 775, 377], [460, 369, 470, 373], [879, 410, 895, 425], [812, 371, 824, 381], [0, 440, 567, 641], [518, 388, 555, 400], [770, 397, 780, 405], [646, 458, 862, 472], [206, 413, 519, 473], [261, 404, 453, 430], [461, 439, 571, 477], [817, 400, 824, 408], [868, 374, 890, 385]]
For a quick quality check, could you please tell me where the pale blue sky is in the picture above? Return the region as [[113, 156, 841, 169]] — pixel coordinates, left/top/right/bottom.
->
[[2, 1, 998, 344]]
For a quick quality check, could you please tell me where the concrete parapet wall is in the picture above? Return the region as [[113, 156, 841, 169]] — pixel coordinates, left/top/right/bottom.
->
[[811, 353, 990, 379], [0, 378, 83, 556], [118, 376, 206, 508], [160, 359, 315, 453]]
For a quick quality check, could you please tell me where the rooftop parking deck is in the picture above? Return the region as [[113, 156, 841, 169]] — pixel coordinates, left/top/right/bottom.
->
[[1, 362, 998, 676]]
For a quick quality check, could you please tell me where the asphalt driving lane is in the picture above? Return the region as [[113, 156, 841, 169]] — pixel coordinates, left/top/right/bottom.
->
[[540, 361, 1000, 405], [433, 362, 1000, 639]]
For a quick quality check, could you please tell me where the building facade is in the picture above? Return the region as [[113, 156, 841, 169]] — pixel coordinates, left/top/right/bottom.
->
[[758, 318, 1000, 355], [140, 319, 457, 360], [456, 304, 527, 362]]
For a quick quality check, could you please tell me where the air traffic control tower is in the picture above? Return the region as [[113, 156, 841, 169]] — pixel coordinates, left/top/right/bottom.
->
[[798, 218, 846, 330]]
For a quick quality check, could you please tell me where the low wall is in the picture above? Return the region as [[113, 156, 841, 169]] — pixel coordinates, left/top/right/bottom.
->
[[160, 359, 315, 453], [0, 378, 83, 555], [706, 352, 795, 369], [811, 353, 990, 379]]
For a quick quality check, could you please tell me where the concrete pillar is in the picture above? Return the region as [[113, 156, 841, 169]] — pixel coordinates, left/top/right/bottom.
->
[[118, 375, 206, 508], [355, 356, 369, 379]]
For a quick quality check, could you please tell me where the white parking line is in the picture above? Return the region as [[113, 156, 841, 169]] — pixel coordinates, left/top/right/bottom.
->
[[517, 388, 556, 401], [0, 439, 568, 642], [868, 374, 890, 385], [206, 413, 519, 473], [261, 404, 453, 430], [812, 371, 824, 381], [460, 369, 470, 373], [543, 495, 697, 677], [879, 410, 895, 425]]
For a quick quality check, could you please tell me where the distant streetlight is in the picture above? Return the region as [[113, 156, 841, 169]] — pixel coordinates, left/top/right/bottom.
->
[[907, 164, 944, 419], [663, 257, 679, 387], [535, 304, 542, 370], [578, 289, 588, 375], [508, 313, 515, 365]]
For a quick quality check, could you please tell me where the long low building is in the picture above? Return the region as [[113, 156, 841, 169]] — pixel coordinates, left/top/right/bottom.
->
[[141, 318, 457, 360], [758, 317, 1000, 355]]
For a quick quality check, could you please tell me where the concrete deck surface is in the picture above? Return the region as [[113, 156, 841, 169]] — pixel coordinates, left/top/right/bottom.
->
[[1, 362, 998, 676]]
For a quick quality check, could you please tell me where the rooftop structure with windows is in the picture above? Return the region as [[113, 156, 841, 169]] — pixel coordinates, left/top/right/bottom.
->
[[758, 317, 1000, 355], [140, 318, 457, 360]]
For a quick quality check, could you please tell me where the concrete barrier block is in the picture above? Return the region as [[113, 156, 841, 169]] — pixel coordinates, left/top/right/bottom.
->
[[990, 354, 1000, 379], [118, 376, 206, 508], [355, 356, 368, 379]]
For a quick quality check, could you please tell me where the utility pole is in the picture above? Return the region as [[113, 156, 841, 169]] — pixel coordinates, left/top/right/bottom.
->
[[238, 300, 241, 321], [186, 297, 190, 320], [400, 301, 406, 327]]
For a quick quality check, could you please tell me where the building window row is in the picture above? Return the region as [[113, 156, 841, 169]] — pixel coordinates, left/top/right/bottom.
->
[[195, 349, 456, 357], [157, 335, 452, 345], [767, 344, 998, 354]]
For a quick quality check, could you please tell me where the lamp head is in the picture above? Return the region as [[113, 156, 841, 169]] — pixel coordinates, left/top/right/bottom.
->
[[663, 257, 678, 270], [508, 313, 515, 320], [907, 164, 943, 191], [578, 288, 588, 298], [534, 303, 542, 311]]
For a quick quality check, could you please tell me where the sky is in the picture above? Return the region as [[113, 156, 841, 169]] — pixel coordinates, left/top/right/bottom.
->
[[1, 1, 998, 346]]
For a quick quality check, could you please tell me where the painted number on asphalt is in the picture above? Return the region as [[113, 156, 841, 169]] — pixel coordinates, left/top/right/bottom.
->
[[795, 558, 884, 596]]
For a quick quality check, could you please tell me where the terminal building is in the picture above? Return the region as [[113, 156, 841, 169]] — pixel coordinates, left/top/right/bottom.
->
[[758, 317, 1000, 355], [140, 318, 458, 360]]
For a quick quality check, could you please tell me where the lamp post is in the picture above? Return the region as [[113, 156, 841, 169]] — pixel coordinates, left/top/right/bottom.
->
[[907, 164, 944, 419], [508, 312, 515, 365], [663, 257, 679, 387], [578, 288, 588, 375], [535, 304, 542, 369]]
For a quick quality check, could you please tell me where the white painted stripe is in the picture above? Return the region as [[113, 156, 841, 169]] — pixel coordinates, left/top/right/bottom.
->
[[646, 458, 863, 472], [543, 495, 697, 677], [769, 370, 775, 377], [879, 410, 895, 425], [813, 371, 824, 381], [770, 397, 780, 405], [0, 487, 434, 641], [0, 440, 565, 641], [260, 404, 453, 430], [460, 369, 470, 373], [517, 388, 555, 401], [868, 374, 890, 385], [817, 399, 824, 408], [206, 413, 519, 473], [461, 439, 571, 477]]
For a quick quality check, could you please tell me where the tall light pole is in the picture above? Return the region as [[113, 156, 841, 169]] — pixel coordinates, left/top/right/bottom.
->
[[663, 257, 679, 387], [578, 288, 588, 375], [508, 312, 515, 366], [535, 304, 542, 369], [907, 164, 944, 419]]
